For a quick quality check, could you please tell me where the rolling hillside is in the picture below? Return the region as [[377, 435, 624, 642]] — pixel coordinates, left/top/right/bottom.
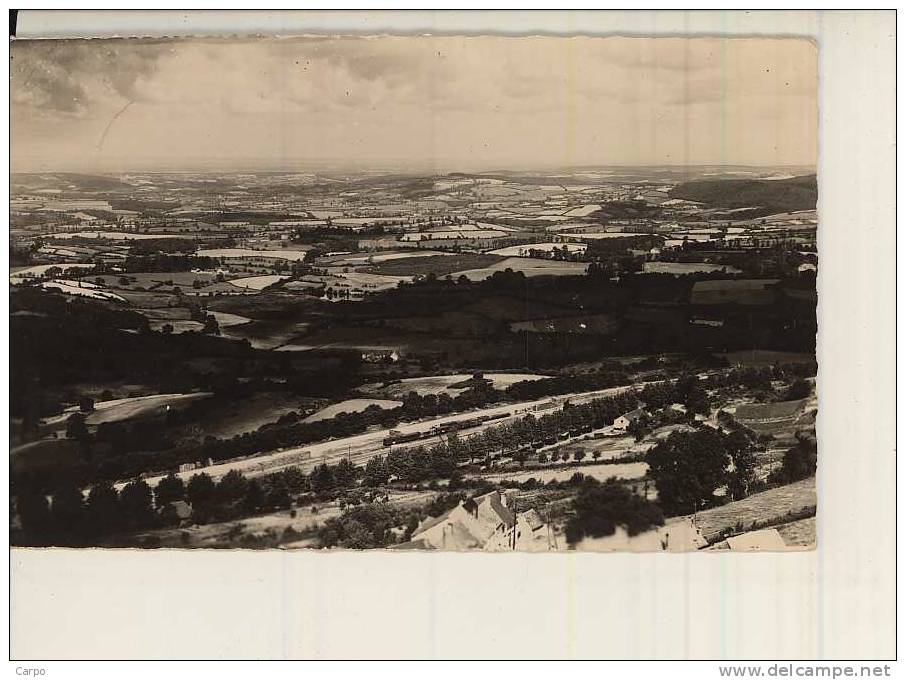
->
[[669, 174, 817, 213]]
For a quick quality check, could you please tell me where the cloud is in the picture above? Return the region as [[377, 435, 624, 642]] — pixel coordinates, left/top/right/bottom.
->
[[10, 35, 817, 171], [11, 39, 170, 116]]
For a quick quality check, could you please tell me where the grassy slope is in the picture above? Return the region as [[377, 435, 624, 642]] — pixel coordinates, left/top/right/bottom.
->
[[669, 175, 817, 212]]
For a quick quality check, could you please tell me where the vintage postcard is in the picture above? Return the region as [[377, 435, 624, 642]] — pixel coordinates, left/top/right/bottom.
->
[[10, 35, 818, 552]]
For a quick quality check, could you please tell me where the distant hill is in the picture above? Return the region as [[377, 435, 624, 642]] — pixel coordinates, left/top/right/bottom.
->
[[669, 174, 817, 213], [11, 172, 127, 192]]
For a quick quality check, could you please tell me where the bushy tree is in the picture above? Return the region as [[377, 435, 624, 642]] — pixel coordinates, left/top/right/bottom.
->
[[776, 433, 817, 483], [186, 472, 216, 509], [565, 480, 664, 546], [646, 429, 732, 516], [202, 314, 220, 336], [65, 413, 92, 459], [429, 445, 457, 478], [333, 459, 358, 489], [363, 456, 389, 487], [318, 503, 404, 549], [243, 480, 266, 513], [724, 429, 756, 500], [154, 473, 186, 509], [51, 483, 85, 538], [784, 379, 812, 401], [86, 481, 120, 536], [677, 375, 710, 415], [217, 470, 249, 504], [119, 480, 155, 529], [281, 466, 309, 494], [310, 464, 335, 493]]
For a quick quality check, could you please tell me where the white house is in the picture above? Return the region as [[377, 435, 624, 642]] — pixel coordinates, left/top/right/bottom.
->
[[394, 490, 554, 552], [613, 408, 648, 432]]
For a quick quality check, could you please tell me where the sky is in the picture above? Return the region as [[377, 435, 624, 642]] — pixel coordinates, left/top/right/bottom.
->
[[11, 36, 817, 173]]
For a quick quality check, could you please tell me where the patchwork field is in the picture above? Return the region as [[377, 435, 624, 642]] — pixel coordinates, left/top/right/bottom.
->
[[10, 439, 81, 476], [40, 280, 125, 302], [553, 231, 639, 239], [561, 434, 651, 461], [88, 271, 259, 297], [489, 242, 587, 257], [302, 398, 403, 424], [643, 262, 743, 275], [10, 167, 820, 555], [197, 247, 311, 260], [220, 320, 314, 350], [362, 254, 505, 278], [179, 392, 308, 440], [228, 274, 289, 290], [117, 290, 188, 309], [207, 311, 252, 327], [361, 373, 548, 398], [731, 398, 812, 435], [46, 392, 213, 427], [146, 318, 204, 333], [323, 250, 450, 266], [451, 257, 588, 281], [327, 270, 411, 291], [10, 263, 96, 282], [43, 231, 193, 240]]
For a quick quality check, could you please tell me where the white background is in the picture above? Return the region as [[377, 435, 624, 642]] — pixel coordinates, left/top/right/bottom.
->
[[5, 9, 897, 663]]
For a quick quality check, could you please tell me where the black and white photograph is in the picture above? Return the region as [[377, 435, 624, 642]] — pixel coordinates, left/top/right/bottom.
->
[[9, 33, 820, 553], [7, 7, 899, 667]]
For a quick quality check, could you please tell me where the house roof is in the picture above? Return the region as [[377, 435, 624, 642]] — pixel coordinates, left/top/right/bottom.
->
[[474, 491, 515, 528], [414, 509, 453, 535], [411, 491, 520, 549], [445, 522, 486, 551], [618, 408, 647, 422], [521, 509, 544, 531], [389, 538, 433, 551], [725, 529, 787, 551]]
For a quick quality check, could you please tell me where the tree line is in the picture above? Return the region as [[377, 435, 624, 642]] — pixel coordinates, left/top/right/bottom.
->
[[13, 388, 642, 546], [73, 369, 634, 490], [361, 390, 640, 485]]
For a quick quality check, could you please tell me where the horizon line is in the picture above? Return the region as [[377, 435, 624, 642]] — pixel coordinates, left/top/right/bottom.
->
[[11, 163, 819, 176]]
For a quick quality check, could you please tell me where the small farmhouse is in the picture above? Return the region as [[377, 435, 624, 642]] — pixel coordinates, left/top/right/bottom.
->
[[612, 408, 648, 432]]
